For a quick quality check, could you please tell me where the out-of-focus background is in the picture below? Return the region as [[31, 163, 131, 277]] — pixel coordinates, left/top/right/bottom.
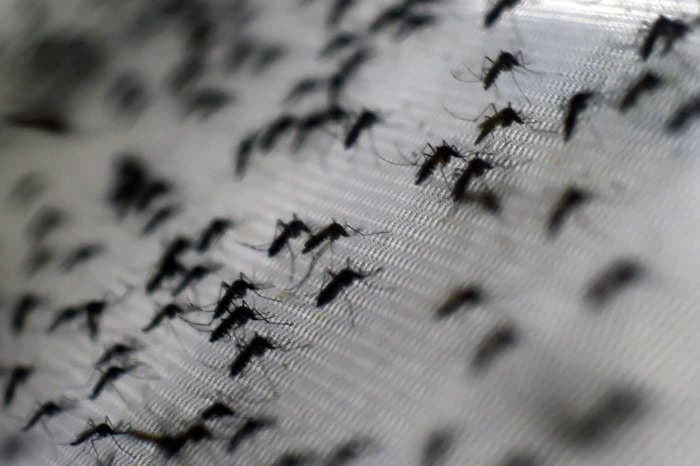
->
[[1, 0, 700, 464]]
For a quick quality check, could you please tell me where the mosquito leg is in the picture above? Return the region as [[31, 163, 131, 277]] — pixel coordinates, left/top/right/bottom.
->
[[286, 243, 297, 281], [110, 435, 136, 461], [511, 73, 531, 105]]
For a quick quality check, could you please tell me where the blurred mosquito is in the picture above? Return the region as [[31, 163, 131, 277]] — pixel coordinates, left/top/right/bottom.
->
[[65, 417, 133, 464], [292, 220, 387, 289], [452, 50, 535, 103], [243, 215, 311, 279]]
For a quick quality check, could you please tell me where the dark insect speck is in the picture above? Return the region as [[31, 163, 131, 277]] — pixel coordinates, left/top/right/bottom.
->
[[95, 341, 141, 368], [327, 0, 356, 28], [546, 186, 592, 238], [134, 178, 173, 212], [324, 436, 375, 465], [4, 112, 71, 134], [22, 400, 66, 431], [434, 285, 484, 319], [24, 246, 54, 276], [141, 204, 180, 236], [666, 95, 700, 133], [294, 104, 350, 149], [394, 12, 438, 40], [26, 206, 68, 242], [563, 91, 595, 142], [316, 261, 380, 308], [583, 258, 645, 309], [227, 416, 276, 453], [89, 365, 137, 400], [470, 324, 518, 373], [200, 401, 237, 420], [183, 87, 233, 119], [62, 243, 105, 271], [454, 50, 527, 91], [457, 189, 501, 214], [108, 72, 149, 116], [11, 293, 43, 335], [196, 217, 233, 252], [327, 47, 372, 103], [416, 141, 465, 185], [4, 365, 34, 406], [302, 220, 352, 255], [273, 450, 319, 466], [27, 32, 105, 86], [168, 52, 206, 93], [23, 31, 105, 107], [320, 32, 359, 58], [47, 305, 83, 334], [639, 15, 691, 61], [268, 214, 311, 258], [171, 263, 220, 296], [555, 387, 644, 447], [474, 103, 524, 145], [253, 44, 286, 72], [259, 114, 299, 151], [129, 424, 212, 457], [225, 36, 257, 72], [229, 333, 279, 378], [8, 172, 46, 206], [108, 153, 149, 218], [84, 300, 108, 340], [451, 157, 493, 202], [421, 428, 455, 466], [69, 419, 125, 446], [234, 131, 258, 178], [146, 236, 191, 293], [619, 71, 663, 113], [368, 3, 411, 33], [344, 109, 380, 149], [484, 0, 520, 28], [143, 303, 187, 332], [497, 450, 539, 466]]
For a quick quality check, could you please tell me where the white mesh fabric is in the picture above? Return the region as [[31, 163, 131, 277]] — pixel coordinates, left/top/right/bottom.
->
[[2, 0, 700, 465]]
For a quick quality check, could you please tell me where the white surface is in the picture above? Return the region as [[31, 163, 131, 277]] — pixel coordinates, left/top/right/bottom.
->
[[1, 0, 700, 464]]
